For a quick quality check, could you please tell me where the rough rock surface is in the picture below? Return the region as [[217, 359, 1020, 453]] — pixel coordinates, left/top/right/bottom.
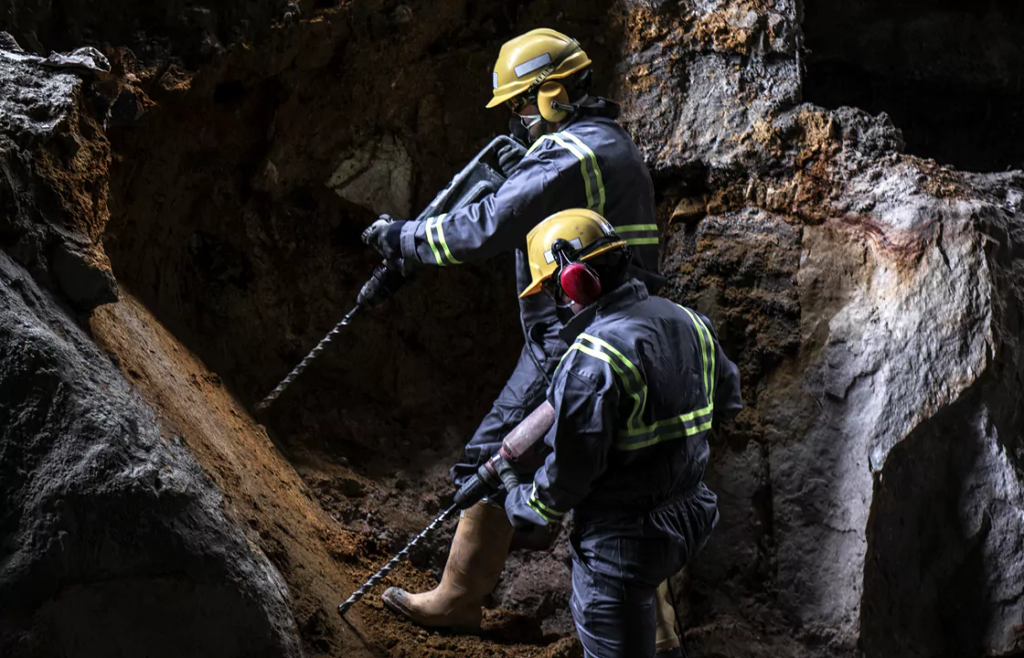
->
[[803, 0, 1024, 172], [1, 1, 1024, 657], [612, 2, 1024, 655], [0, 249, 302, 657], [0, 36, 117, 311]]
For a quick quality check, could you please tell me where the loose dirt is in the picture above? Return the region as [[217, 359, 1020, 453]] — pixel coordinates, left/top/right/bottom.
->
[[91, 292, 579, 657]]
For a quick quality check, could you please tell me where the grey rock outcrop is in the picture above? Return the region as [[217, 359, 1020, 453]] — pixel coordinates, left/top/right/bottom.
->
[[0, 246, 304, 657], [612, 1, 1024, 655], [0, 34, 117, 311]]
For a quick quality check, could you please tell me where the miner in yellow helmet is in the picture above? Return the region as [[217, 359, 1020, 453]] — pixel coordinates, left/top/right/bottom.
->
[[504, 209, 742, 658], [365, 29, 677, 655]]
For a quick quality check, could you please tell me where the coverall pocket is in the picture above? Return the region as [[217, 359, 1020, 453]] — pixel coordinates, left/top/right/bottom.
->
[[644, 483, 720, 565]]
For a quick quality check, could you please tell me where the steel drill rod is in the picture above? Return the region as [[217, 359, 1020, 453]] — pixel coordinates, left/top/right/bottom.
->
[[337, 503, 459, 617], [257, 305, 360, 410]]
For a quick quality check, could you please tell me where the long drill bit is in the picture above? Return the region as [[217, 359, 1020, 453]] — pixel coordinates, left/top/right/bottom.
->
[[256, 305, 360, 410], [337, 503, 459, 617]]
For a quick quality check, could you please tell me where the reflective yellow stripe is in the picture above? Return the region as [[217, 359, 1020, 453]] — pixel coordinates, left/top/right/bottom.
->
[[627, 237, 660, 246], [579, 333, 646, 430], [683, 308, 716, 403], [568, 341, 644, 430], [425, 216, 445, 265], [616, 417, 713, 451], [524, 133, 604, 214], [566, 322, 716, 452], [618, 224, 660, 247], [545, 134, 595, 210], [616, 224, 658, 232], [619, 402, 713, 437], [434, 214, 461, 265], [701, 315, 716, 401], [561, 132, 606, 216], [528, 484, 564, 522], [679, 306, 711, 405], [526, 136, 547, 156], [528, 499, 561, 523]]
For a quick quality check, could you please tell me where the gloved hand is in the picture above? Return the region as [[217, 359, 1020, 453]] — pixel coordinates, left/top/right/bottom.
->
[[497, 142, 525, 177], [361, 214, 413, 275], [453, 454, 518, 510]]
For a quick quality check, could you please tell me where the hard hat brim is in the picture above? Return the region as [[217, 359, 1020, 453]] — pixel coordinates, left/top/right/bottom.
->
[[518, 239, 627, 299], [485, 94, 510, 109]]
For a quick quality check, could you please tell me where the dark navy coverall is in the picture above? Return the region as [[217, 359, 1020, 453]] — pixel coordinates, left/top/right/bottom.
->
[[505, 280, 744, 658], [396, 99, 665, 485]]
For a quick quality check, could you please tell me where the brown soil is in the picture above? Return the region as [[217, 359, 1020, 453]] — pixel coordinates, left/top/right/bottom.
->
[[90, 292, 579, 657]]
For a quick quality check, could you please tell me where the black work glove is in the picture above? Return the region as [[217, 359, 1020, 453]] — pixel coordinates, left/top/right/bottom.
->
[[497, 142, 525, 177], [361, 214, 414, 275]]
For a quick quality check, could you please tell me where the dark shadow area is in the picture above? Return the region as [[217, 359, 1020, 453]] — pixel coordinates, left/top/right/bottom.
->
[[803, 0, 1024, 172], [862, 385, 994, 658]]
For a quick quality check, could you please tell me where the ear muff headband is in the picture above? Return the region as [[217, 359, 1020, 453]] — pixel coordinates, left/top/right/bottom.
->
[[526, 39, 581, 95]]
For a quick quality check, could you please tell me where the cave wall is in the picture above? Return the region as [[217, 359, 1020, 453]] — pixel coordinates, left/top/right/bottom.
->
[[803, 0, 1024, 172], [0, 250, 303, 658], [0, 44, 117, 311]]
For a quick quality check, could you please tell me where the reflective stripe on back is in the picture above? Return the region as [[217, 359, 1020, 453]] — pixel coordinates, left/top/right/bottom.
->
[[564, 310, 717, 451]]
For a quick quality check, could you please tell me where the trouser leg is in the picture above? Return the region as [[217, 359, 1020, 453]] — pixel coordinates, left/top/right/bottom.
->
[[570, 549, 658, 658], [450, 322, 564, 487]]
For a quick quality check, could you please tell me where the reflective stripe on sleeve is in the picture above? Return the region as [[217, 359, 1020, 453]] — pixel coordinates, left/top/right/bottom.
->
[[527, 483, 565, 523], [425, 215, 445, 265], [424, 214, 460, 266]]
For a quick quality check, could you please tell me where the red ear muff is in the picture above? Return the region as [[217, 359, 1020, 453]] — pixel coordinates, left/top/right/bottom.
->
[[559, 262, 602, 306]]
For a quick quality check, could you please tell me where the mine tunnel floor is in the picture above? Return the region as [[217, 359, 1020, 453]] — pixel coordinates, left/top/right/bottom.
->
[[89, 292, 580, 657]]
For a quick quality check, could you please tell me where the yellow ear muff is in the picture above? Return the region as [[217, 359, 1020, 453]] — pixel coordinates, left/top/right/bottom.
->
[[537, 82, 570, 122]]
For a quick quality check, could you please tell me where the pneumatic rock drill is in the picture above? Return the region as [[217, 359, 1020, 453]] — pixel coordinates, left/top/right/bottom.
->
[[257, 135, 526, 411]]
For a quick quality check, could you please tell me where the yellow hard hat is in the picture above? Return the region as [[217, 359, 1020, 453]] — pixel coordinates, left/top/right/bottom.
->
[[520, 209, 626, 298], [487, 28, 592, 109]]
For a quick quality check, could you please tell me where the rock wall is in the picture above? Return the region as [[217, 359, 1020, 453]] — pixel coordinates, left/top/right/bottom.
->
[[611, 2, 1024, 654], [0, 42, 116, 311], [803, 0, 1024, 172], [0, 247, 303, 658]]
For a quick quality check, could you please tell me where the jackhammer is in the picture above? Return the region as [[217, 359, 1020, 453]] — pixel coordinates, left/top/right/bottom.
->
[[257, 135, 527, 410], [337, 401, 556, 617]]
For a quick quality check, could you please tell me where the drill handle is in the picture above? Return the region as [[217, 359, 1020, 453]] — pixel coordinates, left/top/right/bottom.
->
[[500, 401, 556, 461], [356, 262, 406, 307]]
